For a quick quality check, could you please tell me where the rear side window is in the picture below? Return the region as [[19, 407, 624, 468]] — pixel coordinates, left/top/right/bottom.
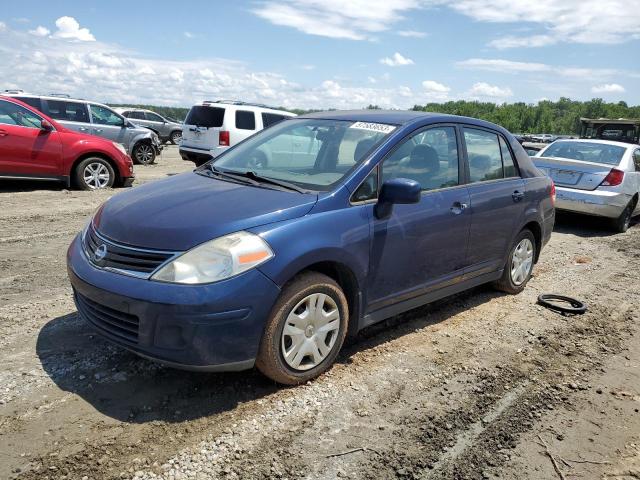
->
[[145, 112, 164, 122], [464, 128, 503, 182], [499, 136, 518, 177], [262, 113, 286, 127], [128, 111, 145, 120], [634, 149, 640, 170], [185, 106, 225, 128], [236, 110, 256, 130], [13, 96, 42, 111], [44, 100, 89, 123]]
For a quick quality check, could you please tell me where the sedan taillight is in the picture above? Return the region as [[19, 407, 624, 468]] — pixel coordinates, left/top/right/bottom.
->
[[601, 168, 624, 187]]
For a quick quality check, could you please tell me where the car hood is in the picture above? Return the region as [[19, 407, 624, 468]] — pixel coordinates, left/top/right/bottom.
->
[[94, 172, 318, 251]]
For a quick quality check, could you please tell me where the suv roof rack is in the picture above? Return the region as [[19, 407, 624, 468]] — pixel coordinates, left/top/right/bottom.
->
[[202, 99, 280, 110], [48, 93, 71, 98], [3, 89, 25, 94]]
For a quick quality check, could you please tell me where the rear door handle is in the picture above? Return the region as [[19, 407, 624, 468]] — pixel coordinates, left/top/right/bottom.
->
[[78, 127, 89, 132], [94, 129, 103, 134], [512, 190, 525, 202], [450, 201, 469, 214]]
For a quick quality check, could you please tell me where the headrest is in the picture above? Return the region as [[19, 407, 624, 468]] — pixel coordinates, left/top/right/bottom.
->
[[409, 144, 439, 173]]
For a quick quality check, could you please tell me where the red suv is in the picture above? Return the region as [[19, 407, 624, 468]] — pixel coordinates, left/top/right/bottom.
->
[[0, 96, 134, 190]]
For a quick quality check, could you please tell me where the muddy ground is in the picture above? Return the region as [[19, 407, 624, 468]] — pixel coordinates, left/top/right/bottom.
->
[[1, 147, 639, 480]]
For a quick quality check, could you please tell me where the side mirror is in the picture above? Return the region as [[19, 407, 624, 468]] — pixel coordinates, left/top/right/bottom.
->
[[40, 119, 54, 132], [374, 178, 421, 219]]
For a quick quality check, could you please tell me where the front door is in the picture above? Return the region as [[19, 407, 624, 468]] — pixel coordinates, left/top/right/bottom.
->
[[366, 125, 471, 313], [89, 104, 129, 144], [0, 99, 63, 177]]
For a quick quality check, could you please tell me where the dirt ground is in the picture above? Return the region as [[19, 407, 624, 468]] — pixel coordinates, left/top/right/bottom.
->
[[1, 146, 639, 480]]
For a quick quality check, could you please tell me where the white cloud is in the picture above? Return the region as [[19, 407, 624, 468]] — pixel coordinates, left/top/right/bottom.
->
[[591, 83, 625, 94], [457, 58, 549, 73], [52, 16, 95, 41], [380, 52, 414, 66], [422, 80, 450, 101], [398, 30, 427, 38], [488, 34, 556, 49], [252, 0, 421, 40], [183, 31, 195, 39], [29, 26, 50, 37], [467, 82, 513, 99], [300, 64, 316, 70], [0, 22, 6, 32]]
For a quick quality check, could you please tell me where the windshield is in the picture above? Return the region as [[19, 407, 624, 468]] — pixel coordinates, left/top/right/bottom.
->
[[542, 141, 626, 166], [210, 118, 395, 191]]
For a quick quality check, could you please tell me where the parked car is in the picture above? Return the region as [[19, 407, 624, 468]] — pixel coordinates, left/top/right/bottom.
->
[[533, 139, 640, 232], [522, 142, 545, 156], [3, 92, 162, 165], [179, 100, 295, 166], [114, 107, 183, 145], [0, 96, 134, 190], [532, 134, 556, 143], [67, 111, 555, 384]]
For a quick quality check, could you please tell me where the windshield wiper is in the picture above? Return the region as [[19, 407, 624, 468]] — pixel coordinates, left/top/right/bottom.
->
[[238, 171, 308, 193], [205, 165, 260, 186]]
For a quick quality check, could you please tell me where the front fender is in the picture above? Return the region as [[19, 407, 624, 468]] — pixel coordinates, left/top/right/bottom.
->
[[128, 131, 155, 155]]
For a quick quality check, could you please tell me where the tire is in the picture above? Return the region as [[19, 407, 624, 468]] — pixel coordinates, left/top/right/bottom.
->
[[74, 157, 115, 191], [256, 272, 349, 385], [132, 142, 156, 165], [493, 229, 536, 294], [612, 201, 634, 233], [170, 130, 182, 145]]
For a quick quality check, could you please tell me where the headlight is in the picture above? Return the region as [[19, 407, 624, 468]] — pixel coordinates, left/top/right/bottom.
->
[[151, 231, 274, 284], [112, 142, 127, 155]]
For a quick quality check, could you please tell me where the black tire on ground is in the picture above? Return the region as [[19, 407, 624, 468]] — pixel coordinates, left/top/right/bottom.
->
[[493, 228, 537, 295], [612, 201, 634, 233], [170, 130, 182, 145], [132, 142, 156, 165], [256, 271, 349, 385], [74, 157, 115, 191]]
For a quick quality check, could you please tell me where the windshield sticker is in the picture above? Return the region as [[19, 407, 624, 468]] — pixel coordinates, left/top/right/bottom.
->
[[350, 122, 397, 134]]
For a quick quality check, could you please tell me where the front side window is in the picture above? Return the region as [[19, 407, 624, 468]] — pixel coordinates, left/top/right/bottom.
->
[[542, 141, 626, 166], [210, 119, 393, 191], [381, 126, 459, 192], [90, 104, 124, 126], [45, 100, 89, 123], [145, 112, 164, 122], [262, 113, 286, 127], [0, 100, 42, 128], [464, 128, 504, 182], [236, 110, 256, 130], [128, 111, 145, 120]]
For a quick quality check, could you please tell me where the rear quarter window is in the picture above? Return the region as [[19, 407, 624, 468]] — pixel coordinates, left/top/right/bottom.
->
[[262, 113, 287, 128], [236, 110, 256, 130], [185, 106, 225, 128]]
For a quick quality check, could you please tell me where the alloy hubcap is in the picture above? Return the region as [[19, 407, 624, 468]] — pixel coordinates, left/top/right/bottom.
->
[[83, 162, 110, 189], [510, 238, 534, 286], [136, 145, 153, 163], [281, 293, 340, 371]]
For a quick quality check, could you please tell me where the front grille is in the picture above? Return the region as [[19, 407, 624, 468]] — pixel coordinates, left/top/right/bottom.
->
[[75, 292, 139, 343], [84, 225, 176, 277]]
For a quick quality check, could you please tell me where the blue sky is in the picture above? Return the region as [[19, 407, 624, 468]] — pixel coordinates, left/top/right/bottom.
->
[[1, 0, 639, 109]]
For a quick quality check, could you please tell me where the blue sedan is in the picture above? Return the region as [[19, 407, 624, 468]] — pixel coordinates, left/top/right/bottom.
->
[[67, 111, 555, 384]]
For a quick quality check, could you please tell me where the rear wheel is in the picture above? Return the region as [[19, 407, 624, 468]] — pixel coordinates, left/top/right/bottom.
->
[[256, 272, 348, 385], [75, 157, 115, 190], [132, 142, 156, 165], [169, 130, 182, 145], [493, 229, 536, 294], [612, 201, 634, 233]]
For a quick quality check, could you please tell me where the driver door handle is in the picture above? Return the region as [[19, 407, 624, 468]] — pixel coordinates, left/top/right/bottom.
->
[[94, 128, 104, 134], [0, 129, 7, 137], [450, 201, 468, 214], [78, 127, 89, 132], [512, 190, 525, 202]]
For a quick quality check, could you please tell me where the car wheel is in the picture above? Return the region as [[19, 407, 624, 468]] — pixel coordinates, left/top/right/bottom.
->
[[493, 229, 536, 294], [75, 157, 115, 191], [612, 202, 633, 233], [170, 130, 182, 145], [133, 142, 156, 165], [256, 272, 348, 385]]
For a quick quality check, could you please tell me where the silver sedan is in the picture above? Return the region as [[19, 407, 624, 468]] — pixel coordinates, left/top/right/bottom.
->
[[533, 139, 640, 232]]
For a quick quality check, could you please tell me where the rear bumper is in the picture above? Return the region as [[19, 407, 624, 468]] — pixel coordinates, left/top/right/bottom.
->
[[179, 148, 212, 164], [555, 186, 630, 218]]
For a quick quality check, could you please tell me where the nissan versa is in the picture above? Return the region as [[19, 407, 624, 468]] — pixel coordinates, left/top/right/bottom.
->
[[67, 111, 555, 385]]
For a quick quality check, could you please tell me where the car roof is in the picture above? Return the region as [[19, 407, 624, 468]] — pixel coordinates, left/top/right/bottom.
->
[[552, 138, 639, 149], [5, 92, 116, 109], [298, 110, 506, 131], [196, 101, 295, 116]]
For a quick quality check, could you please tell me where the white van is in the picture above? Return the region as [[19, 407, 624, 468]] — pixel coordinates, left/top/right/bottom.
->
[[179, 100, 295, 166]]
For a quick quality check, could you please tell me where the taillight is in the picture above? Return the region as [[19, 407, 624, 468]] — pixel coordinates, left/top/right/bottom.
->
[[219, 131, 230, 146], [601, 168, 624, 187], [550, 181, 556, 206]]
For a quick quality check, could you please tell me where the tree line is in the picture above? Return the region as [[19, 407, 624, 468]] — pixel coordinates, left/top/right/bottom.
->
[[111, 98, 640, 135]]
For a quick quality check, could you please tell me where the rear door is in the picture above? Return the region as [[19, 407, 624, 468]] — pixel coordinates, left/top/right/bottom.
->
[[462, 127, 526, 277], [88, 103, 128, 144], [0, 99, 63, 176], [42, 99, 92, 135], [181, 105, 225, 151]]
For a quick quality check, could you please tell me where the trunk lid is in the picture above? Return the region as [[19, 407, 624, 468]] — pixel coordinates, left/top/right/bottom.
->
[[532, 156, 615, 191]]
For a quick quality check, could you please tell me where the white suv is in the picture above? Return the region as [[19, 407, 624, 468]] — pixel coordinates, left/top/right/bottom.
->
[[179, 100, 295, 166]]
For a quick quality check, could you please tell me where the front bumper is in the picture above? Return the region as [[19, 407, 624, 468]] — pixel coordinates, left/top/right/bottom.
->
[[67, 235, 281, 371], [122, 176, 135, 188], [555, 186, 630, 219]]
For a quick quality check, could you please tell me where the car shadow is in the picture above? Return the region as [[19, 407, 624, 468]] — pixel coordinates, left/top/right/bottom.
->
[[552, 211, 638, 237], [36, 285, 502, 424], [0, 179, 68, 193]]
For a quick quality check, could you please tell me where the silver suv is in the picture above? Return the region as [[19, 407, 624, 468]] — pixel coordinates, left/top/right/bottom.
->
[[5, 92, 162, 164], [114, 108, 183, 145]]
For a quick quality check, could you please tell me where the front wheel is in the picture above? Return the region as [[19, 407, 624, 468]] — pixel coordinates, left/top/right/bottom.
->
[[132, 142, 156, 165], [75, 157, 115, 190], [256, 272, 348, 385], [493, 229, 536, 294]]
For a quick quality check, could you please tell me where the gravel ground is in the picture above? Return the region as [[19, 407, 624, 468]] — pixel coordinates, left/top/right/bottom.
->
[[1, 146, 639, 479]]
